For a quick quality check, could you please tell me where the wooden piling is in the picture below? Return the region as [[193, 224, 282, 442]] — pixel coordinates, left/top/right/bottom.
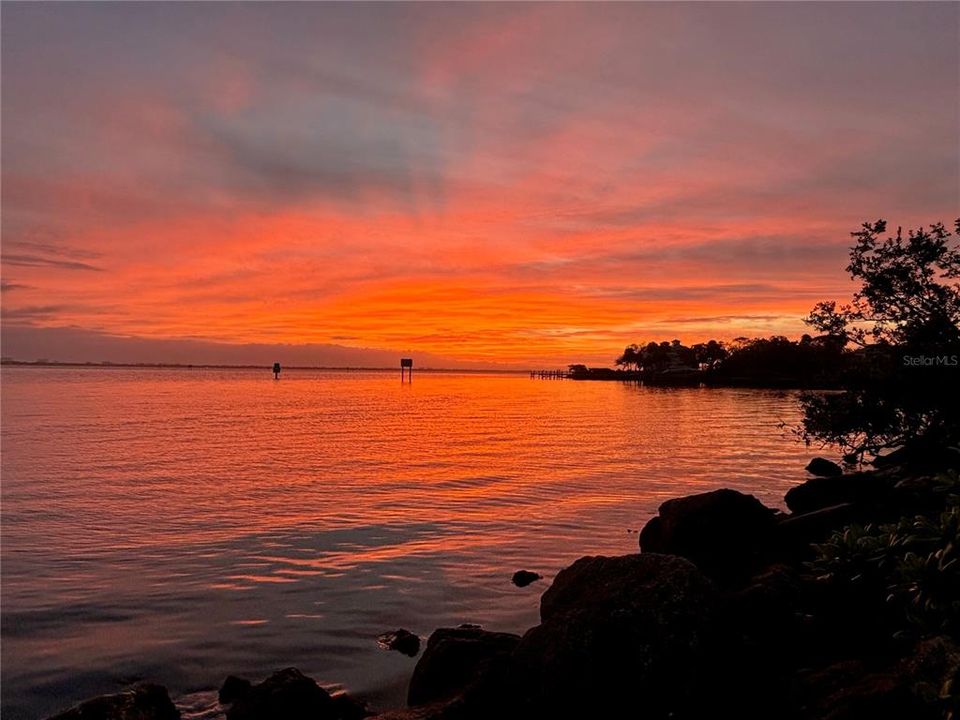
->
[[531, 369, 569, 380]]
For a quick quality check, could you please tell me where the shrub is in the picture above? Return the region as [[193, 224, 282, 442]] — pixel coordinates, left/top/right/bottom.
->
[[809, 472, 960, 639]]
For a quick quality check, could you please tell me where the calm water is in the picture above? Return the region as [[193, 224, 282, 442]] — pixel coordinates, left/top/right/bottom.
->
[[2, 368, 820, 719]]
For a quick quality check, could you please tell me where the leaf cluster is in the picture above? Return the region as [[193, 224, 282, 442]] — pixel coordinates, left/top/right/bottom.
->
[[810, 473, 960, 640]]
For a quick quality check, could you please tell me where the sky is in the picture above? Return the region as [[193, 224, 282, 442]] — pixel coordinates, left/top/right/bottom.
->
[[2, 2, 958, 367]]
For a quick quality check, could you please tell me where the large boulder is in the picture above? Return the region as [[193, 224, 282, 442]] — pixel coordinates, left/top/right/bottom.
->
[[48, 684, 179, 720], [872, 443, 960, 472], [407, 626, 520, 709], [775, 503, 863, 561], [785, 472, 895, 515], [329, 693, 370, 720], [806, 457, 843, 477], [224, 667, 361, 720], [219, 676, 252, 705], [512, 553, 717, 718], [721, 564, 809, 653], [639, 489, 778, 582]]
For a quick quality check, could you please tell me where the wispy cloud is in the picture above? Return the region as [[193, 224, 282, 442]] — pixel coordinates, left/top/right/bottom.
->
[[1, 254, 102, 272], [1, 304, 73, 321], [658, 314, 792, 325]]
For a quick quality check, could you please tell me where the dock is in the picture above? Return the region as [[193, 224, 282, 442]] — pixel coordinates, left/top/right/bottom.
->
[[530, 369, 570, 379]]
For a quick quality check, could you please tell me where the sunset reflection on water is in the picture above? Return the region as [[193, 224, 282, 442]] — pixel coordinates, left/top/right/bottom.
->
[[2, 368, 817, 719]]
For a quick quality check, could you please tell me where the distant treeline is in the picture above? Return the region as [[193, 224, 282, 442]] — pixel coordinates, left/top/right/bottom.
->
[[568, 334, 863, 388]]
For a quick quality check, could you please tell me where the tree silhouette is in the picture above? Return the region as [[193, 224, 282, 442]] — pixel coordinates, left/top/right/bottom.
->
[[800, 219, 960, 462], [615, 344, 642, 372], [806, 220, 960, 347]]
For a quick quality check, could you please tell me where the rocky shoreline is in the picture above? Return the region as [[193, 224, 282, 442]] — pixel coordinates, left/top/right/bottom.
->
[[49, 452, 960, 720]]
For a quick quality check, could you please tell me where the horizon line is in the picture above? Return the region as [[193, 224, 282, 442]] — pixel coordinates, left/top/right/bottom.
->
[[0, 359, 544, 373]]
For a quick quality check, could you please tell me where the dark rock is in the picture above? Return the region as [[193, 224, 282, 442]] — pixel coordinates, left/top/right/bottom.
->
[[871, 445, 913, 468], [775, 503, 862, 561], [785, 471, 894, 515], [513, 553, 717, 718], [785, 467, 943, 529], [638, 488, 778, 582], [637, 515, 662, 550], [225, 668, 334, 720], [330, 692, 371, 720], [723, 564, 807, 645], [872, 443, 960, 472], [511, 570, 541, 587], [378, 629, 421, 657], [806, 457, 843, 477], [407, 626, 520, 708], [219, 676, 252, 705], [48, 684, 180, 720], [713, 564, 815, 715], [537, 552, 716, 623]]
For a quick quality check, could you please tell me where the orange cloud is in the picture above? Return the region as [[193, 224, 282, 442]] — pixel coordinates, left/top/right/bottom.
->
[[2, 3, 957, 366]]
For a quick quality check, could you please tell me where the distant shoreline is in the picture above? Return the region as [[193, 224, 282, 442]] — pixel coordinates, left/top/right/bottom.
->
[[0, 360, 529, 374], [0, 361, 840, 387]]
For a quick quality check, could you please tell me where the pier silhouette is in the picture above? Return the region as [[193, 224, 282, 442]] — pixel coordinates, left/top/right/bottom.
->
[[530, 369, 569, 379]]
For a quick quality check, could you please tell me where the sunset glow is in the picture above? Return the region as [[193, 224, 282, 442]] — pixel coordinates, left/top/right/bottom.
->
[[2, 3, 957, 366]]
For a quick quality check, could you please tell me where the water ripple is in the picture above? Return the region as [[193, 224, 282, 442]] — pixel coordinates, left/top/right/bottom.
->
[[1, 368, 821, 719]]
